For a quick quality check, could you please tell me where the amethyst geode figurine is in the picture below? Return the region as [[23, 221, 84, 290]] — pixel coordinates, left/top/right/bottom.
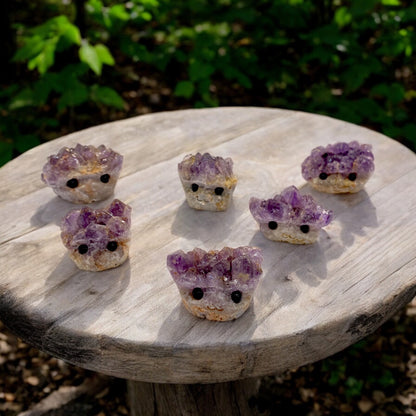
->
[[167, 246, 263, 321], [60, 199, 131, 271], [42, 144, 123, 203], [301, 141, 375, 193], [250, 186, 333, 244], [178, 152, 237, 211]]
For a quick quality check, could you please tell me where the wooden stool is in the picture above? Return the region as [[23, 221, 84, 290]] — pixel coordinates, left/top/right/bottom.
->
[[1, 107, 415, 415]]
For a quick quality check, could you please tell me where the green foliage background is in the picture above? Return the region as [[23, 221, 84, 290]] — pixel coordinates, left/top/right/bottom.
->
[[1, 0, 415, 166]]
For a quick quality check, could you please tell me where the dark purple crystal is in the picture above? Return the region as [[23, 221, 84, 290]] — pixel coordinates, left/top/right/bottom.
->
[[301, 141, 374, 180], [61, 199, 131, 253], [249, 186, 333, 228], [42, 144, 123, 186], [167, 246, 263, 293]]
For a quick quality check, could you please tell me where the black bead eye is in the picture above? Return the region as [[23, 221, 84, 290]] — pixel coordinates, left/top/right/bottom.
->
[[78, 244, 88, 254], [191, 183, 199, 192], [214, 187, 224, 196], [268, 221, 278, 230], [300, 225, 310, 234], [348, 172, 357, 181], [100, 174, 110, 183], [192, 287, 204, 300], [66, 178, 79, 188], [319, 172, 328, 180], [322, 153, 328, 159], [231, 290, 242, 304], [106, 241, 118, 251]]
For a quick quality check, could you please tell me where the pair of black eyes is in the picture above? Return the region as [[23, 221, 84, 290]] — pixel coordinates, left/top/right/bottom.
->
[[268, 221, 310, 234], [319, 172, 357, 181], [66, 174, 110, 188], [77, 241, 118, 254], [191, 184, 224, 195], [191, 288, 242, 304]]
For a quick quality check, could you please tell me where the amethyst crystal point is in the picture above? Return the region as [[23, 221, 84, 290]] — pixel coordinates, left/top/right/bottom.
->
[[178, 152, 237, 211], [42, 144, 123, 203], [61, 199, 131, 271], [249, 186, 333, 244], [301, 141, 374, 193], [167, 246, 263, 321]]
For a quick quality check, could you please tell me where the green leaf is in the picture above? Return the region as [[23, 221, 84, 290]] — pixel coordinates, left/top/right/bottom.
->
[[79, 42, 115, 75], [402, 124, 416, 143], [376, 369, 396, 388], [86, 0, 104, 14], [120, 37, 151, 62], [341, 58, 382, 94], [79, 41, 102, 75], [9, 88, 37, 110], [109, 4, 130, 21], [0, 84, 20, 100], [189, 61, 215, 82], [60, 24, 81, 47], [27, 38, 58, 74], [223, 66, 252, 88], [371, 83, 405, 104], [351, 98, 385, 122], [140, 11, 153, 21], [334, 7, 352, 27], [13, 35, 45, 62], [328, 371, 342, 386], [58, 82, 89, 110], [13, 15, 81, 74], [345, 377, 364, 399], [90, 85, 125, 109], [381, 0, 401, 5], [14, 135, 41, 154], [32, 74, 59, 104], [335, 103, 363, 125], [174, 81, 195, 98], [94, 44, 115, 66], [60, 62, 89, 79], [0, 142, 13, 167], [350, 0, 379, 16], [310, 84, 332, 104]]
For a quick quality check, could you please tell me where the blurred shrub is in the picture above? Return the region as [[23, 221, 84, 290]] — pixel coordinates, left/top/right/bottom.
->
[[1, 0, 415, 166]]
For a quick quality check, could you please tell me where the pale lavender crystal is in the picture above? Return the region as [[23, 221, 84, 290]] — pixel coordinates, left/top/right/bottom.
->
[[61, 199, 131, 255], [249, 186, 333, 228], [42, 144, 123, 185], [167, 246, 263, 294], [41, 144, 123, 203], [178, 152, 234, 184], [301, 141, 374, 180]]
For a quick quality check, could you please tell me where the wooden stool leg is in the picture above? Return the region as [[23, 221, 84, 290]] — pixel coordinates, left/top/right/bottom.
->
[[127, 378, 260, 416]]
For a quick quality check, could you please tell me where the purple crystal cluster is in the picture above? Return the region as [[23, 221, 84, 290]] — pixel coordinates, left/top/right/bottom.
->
[[249, 186, 333, 227], [167, 246, 263, 293], [301, 141, 374, 180], [42, 144, 123, 186], [61, 199, 131, 255], [178, 152, 235, 184]]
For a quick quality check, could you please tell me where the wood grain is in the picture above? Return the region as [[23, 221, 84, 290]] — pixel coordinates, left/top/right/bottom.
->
[[1, 107, 416, 384], [127, 379, 259, 416]]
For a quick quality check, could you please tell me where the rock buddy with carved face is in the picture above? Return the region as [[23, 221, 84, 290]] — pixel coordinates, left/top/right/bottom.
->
[[250, 186, 333, 244], [60, 199, 131, 271], [167, 246, 263, 321], [178, 152, 237, 211], [42, 144, 123, 204], [301, 141, 375, 194]]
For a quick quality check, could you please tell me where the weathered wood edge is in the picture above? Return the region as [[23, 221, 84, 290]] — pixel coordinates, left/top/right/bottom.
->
[[1, 275, 415, 384], [1, 107, 416, 384]]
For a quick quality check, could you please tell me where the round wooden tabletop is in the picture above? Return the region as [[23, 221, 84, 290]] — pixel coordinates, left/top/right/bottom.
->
[[1, 107, 415, 384]]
